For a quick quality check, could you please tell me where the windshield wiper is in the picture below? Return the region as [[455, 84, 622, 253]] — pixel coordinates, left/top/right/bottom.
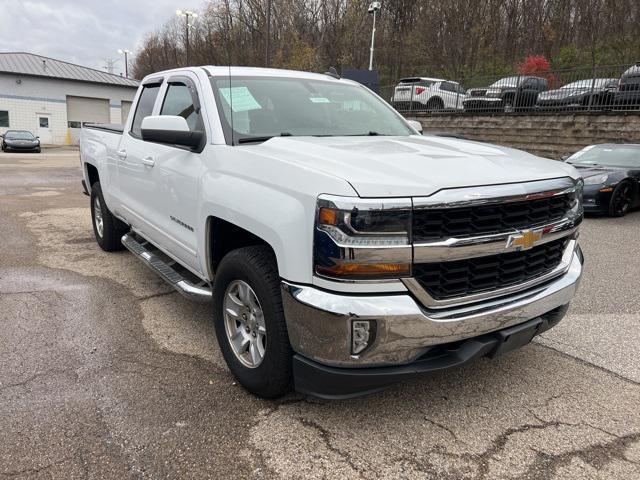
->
[[237, 133, 292, 144]]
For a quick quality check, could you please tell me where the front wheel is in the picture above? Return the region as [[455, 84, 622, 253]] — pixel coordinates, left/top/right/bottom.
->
[[608, 181, 635, 217], [212, 246, 292, 398]]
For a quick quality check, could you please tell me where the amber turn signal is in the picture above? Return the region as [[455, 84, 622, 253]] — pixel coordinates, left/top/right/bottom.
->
[[319, 207, 339, 225], [317, 262, 410, 279]]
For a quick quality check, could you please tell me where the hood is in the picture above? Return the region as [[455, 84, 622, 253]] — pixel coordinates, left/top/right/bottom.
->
[[571, 165, 626, 178], [245, 136, 580, 197], [6, 139, 38, 145], [539, 88, 588, 99]]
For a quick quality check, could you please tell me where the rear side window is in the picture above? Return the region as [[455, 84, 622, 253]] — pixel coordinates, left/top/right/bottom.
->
[[130, 85, 161, 138], [160, 83, 202, 131]]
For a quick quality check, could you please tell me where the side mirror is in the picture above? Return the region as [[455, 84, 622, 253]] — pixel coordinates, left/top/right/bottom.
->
[[141, 115, 204, 150], [560, 154, 571, 161], [407, 120, 423, 134]]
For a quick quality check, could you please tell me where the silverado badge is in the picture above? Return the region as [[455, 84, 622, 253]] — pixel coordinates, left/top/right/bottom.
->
[[507, 229, 543, 251]]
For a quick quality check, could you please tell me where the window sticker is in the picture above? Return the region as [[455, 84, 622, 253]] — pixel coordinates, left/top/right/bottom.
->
[[309, 97, 331, 103], [219, 87, 262, 112]]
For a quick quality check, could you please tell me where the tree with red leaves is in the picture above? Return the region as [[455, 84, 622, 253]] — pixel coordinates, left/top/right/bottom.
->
[[518, 55, 558, 87]]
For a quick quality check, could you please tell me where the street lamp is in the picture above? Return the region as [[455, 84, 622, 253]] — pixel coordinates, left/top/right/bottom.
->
[[368, 2, 381, 71], [117, 49, 132, 78], [176, 9, 198, 66]]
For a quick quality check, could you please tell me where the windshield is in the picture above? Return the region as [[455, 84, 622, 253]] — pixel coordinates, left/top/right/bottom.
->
[[490, 77, 520, 88], [561, 79, 614, 90], [211, 76, 413, 143], [5, 131, 35, 140], [567, 145, 640, 168]]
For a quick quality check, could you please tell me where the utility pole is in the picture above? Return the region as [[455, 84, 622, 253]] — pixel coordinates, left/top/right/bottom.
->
[[117, 50, 132, 78], [265, 0, 272, 67], [177, 10, 198, 66], [368, 2, 381, 71], [103, 57, 117, 75]]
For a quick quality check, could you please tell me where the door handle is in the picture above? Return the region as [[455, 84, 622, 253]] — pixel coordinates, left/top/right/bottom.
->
[[142, 156, 155, 167], [116, 149, 127, 160]]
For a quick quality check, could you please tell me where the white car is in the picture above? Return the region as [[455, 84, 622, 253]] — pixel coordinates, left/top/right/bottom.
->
[[80, 66, 584, 399], [391, 77, 466, 111]]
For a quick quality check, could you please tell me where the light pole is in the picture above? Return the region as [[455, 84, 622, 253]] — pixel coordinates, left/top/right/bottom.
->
[[176, 9, 198, 66], [368, 2, 381, 71], [117, 49, 132, 78], [265, 0, 272, 67]]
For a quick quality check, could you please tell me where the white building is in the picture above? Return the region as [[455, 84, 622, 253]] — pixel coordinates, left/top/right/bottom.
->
[[0, 52, 139, 145]]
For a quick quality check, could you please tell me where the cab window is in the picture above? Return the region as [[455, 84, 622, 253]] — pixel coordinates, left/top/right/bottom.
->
[[130, 84, 161, 138], [160, 83, 202, 131]]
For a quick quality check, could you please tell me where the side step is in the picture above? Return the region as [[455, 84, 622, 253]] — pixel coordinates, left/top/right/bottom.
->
[[121, 233, 212, 303]]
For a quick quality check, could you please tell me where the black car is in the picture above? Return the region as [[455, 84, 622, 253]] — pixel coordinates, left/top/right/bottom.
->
[[565, 144, 640, 216], [1, 130, 41, 153], [536, 78, 618, 110], [464, 76, 548, 112], [614, 62, 640, 108]]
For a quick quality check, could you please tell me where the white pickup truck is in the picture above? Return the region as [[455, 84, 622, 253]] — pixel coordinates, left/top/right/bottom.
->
[[80, 66, 584, 399]]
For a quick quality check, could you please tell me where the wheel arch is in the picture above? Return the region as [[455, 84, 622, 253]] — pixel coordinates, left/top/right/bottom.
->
[[205, 216, 280, 281], [85, 162, 99, 192]]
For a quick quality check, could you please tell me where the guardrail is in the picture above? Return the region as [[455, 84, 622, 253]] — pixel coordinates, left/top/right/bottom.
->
[[381, 64, 640, 115]]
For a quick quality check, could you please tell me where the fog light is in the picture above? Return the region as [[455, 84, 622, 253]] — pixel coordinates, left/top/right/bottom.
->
[[352, 320, 374, 355]]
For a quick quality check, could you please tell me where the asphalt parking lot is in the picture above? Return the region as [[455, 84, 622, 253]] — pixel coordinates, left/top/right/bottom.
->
[[1, 148, 639, 480]]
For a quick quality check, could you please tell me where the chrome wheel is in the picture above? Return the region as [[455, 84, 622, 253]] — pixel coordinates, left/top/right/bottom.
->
[[223, 280, 266, 368], [93, 196, 104, 238]]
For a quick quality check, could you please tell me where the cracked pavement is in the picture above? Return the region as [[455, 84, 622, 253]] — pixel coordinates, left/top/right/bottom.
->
[[1, 149, 639, 479]]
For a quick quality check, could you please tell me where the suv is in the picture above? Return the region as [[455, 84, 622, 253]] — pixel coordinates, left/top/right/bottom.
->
[[465, 76, 548, 112], [614, 62, 640, 108], [391, 77, 466, 111]]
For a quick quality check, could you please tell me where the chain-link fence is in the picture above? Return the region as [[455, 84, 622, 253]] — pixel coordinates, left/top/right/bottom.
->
[[381, 63, 640, 115]]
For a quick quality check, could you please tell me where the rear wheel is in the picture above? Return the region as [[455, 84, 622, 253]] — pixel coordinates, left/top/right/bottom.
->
[[212, 246, 292, 398], [90, 182, 128, 251], [426, 98, 444, 112], [503, 98, 515, 113], [608, 181, 635, 217]]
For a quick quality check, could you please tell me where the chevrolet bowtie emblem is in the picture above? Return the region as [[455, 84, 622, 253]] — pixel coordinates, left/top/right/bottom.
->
[[508, 229, 543, 250]]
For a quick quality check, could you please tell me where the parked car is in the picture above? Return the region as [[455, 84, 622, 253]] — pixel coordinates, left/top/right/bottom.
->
[[80, 66, 584, 399], [614, 62, 640, 108], [391, 77, 466, 111], [1, 130, 41, 152], [536, 78, 618, 110], [565, 144, 640, 216], [464, 76, 548, 112]]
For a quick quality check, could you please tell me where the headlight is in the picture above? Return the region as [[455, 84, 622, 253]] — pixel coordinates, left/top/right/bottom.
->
[[584, 174, 609, 185], [314, 195, 412, 280], [486, 88, 502, 97]]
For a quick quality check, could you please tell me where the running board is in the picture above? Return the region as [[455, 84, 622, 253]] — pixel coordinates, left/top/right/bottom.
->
[[121, 233, 212, 303]]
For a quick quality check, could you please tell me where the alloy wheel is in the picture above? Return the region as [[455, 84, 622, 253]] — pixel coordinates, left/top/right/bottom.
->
[[223, 280, 267, 368], [93, 196, 104, 238]]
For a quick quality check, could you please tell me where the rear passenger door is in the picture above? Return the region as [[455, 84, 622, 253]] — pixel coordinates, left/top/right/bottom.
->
[[141, 74, 207, 273], [115, 78, 163, 229]]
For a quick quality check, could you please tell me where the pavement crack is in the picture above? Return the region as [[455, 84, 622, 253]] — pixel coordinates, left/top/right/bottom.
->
[[299, 418, 364, 477], [136, 290, 176, 302], [522, 432, 640, 479]]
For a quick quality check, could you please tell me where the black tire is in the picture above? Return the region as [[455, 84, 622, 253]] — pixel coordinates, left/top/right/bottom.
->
[[90, 182, 128, 251], [212, 246, 292, 398], [608, 181, 635, 217], [503, 98, 514, 113], [426, 98, 444, 112]]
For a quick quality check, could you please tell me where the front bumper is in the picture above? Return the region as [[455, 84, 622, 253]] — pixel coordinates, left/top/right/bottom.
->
[[582, 184, 613, 213], [463, 98, 503, 110], [282, 245, 583, 398]]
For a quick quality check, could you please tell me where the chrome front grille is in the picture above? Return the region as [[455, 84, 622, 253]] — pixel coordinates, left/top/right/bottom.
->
[[405, 178, 583, 309], [412, 193, 575, 242], [412, 238, 568, 300]]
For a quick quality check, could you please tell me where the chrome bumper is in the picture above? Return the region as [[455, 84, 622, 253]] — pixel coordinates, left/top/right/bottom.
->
[[282, 245, 583, 367]]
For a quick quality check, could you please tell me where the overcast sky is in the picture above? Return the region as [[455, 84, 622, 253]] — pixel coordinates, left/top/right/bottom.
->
[[0, 0, 201, 75]]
